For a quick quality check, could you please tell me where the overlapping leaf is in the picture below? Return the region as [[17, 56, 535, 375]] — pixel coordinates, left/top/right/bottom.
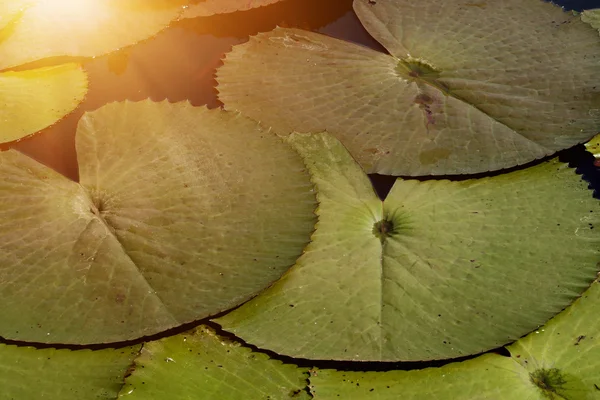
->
[[217, 0, 600, 175], [309, 278, 600, 399], [0, 0, 188, 143], [308, 354, 535, 399], [181, 0, 287, 18], [0, 0, 184, 70], [119, 326, 310, 399], [582, 8, 600, 31], [216, 132, 600, 362], [0, 101, 316, 344], [0, 63, 87, 143], [0, 343, 139, 399]]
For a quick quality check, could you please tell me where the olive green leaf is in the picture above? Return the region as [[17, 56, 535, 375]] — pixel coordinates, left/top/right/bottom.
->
[[217, 0, 600, 176], [309, 278, 600, 399], [216, 132, 600, 362], [0, 101, 316, 344], [181, 0, 287, 18], [119, 326, 310, 400], [507, 278, 600, 399], [308, 354, 537, 400], [0, 343, 140, 400], [0, 0, 184, 71], [0, 63, 87, 143], [582, 9, 600, 31]]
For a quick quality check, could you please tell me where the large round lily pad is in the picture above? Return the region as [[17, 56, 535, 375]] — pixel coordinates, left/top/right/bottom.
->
[[0, 100, 316, 344], [216, 132, 600, 362], [217, 0, 600, 176]]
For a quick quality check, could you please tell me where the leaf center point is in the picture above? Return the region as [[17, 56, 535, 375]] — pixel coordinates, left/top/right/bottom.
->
[[396, 58, 449, 94], [373, 219, 395, 243]]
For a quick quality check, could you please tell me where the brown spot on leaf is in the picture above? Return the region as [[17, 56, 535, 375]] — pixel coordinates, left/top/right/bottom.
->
[[115, 293, 126, 304]]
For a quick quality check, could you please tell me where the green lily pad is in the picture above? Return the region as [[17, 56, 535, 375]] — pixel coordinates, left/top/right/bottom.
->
[[216, 132, 600, 362], [181, 0, 287, 18], [217, 0, 600, 176], [119, 326, 310, 400], [0, 100, 316, 344], [308, 354, 537, 399], [0, 0, 184, 71], [0, 63, 87, 143], [582, 9, 600, 31], [506, 280, 600, 399], [309, 278, 600, 399], [0, 343, 139, 399]]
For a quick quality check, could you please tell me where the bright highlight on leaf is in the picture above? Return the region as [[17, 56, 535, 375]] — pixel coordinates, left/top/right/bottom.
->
[[0, 0, 186, 143], [0, 100, 316, 344], [119, 326, 310, 399], [584, 133, 600, 161], [216, 132, 600, 362], [0, 0, 184, 70], [0, 343, 139, 400], [180, 0, 286, 18], [0, 63, 87, 143], [217, 0, 600, 176]]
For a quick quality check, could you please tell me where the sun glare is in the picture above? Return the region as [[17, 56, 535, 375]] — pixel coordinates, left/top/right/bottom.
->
[[31, 0, 107, 25]]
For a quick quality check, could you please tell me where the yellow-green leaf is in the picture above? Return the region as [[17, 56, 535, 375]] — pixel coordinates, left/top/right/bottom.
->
[[0, 63, 87, 143], [0, 0, 184, 70], [0, 101, 316, 344]]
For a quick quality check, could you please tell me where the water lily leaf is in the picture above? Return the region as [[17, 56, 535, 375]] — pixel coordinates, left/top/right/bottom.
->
[[0, 0, 184, 70], [309, 278, 600, 399], [216, 132, 600, 362], [217, 0, 600, 176], [582, 9, 600, 31], [507, 279, 600, 399], [0, 63, 87, 143], [308, 354, 538, 399], [181, 0, 286, 18], [0, 343, 139, 399], [119, 326, 310, 399], [0, 100, 316, 344]]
